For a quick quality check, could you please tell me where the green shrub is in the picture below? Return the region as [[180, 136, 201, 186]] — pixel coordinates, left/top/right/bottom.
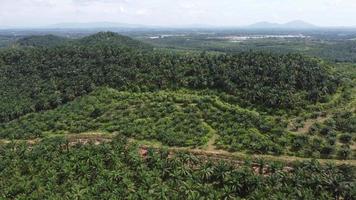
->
[[326, 136, 337, 145], [320, 126, 333, 136], [291, 135, 309, 152], [308, 123, 322, 135], [320, 145, 335, 158], [336, 147, 351, 160], [339, 133, 352, 144]]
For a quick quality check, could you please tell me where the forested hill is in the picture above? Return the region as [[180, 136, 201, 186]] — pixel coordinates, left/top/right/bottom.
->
[[75, 32, 152, 49], [0, 39, 340, 123], [14, 32, 152, 50], [15, 35, 70, 47]]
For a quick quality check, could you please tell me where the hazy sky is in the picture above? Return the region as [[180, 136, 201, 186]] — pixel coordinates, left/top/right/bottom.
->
[[1, 0, 356, 27]]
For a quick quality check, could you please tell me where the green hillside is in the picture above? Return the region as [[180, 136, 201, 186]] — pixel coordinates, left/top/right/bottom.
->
[[76, 32, 152, 49], [14, 32, 152, 49], [1, 87, 354, 159], [0, 44, 340, 124], [0, 32, 355, 199], [15, 35, 70, 47], [1, 33, 353, 159], [0, 88, 267, 146]]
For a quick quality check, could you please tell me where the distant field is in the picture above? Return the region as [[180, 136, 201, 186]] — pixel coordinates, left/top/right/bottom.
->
[[137, 31, 356, 63], [0, 35, 19, 47]]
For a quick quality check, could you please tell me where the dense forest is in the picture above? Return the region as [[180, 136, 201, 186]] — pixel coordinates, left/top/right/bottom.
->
[[0, 32, 340, 124], [15, 35, 71, 47], [14, 32, 153, 50]]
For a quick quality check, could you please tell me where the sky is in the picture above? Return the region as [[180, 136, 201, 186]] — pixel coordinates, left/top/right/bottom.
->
[[1, 0, 356, 27]]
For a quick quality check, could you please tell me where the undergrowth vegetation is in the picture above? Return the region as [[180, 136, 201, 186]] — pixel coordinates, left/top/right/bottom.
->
[[1, 87, 354, 159]]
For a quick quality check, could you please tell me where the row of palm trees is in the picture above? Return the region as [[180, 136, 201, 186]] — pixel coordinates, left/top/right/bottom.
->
[[1, 136, 354, 199]]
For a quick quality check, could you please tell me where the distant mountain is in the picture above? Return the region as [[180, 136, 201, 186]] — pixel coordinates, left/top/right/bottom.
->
[[247, 20, 318, 29], [47, 22, 155, 29], [2, 20, 321, 30], [284, 20, 318, 29]]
